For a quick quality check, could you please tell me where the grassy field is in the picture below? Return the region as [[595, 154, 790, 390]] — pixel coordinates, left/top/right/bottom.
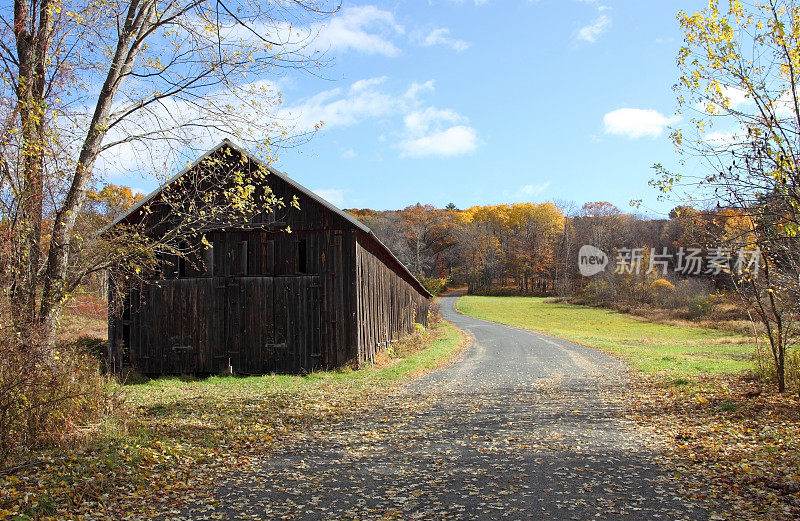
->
[[1, 319, 465, 520], [456, 296, 757, 379]]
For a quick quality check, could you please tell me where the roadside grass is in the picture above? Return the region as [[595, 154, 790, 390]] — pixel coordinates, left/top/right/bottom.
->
[[456, 296, 756, 380], [0, 319, 466, 520]]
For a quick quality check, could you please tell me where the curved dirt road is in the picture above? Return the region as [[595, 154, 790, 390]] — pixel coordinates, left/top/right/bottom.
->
[[198, 296, 704, 520]]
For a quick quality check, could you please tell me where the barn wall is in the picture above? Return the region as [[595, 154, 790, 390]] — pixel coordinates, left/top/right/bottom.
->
[[267, 172, 359, 367], [355, 238, 430, 364], [113, 275, 323, 374]]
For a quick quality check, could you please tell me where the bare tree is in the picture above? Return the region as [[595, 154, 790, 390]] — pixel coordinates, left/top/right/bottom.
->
[[0, 0, 337, 349]]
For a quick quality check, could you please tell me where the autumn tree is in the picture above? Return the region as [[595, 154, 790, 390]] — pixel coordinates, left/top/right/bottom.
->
[[506, 203, 564, 293], [572, 202, 624, 255], [659, 0, 800, 392], [399, 204, 457, 276], [0, 0, 336, 349]]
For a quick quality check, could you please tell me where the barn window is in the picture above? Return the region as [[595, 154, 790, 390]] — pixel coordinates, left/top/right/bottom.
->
[[298, 238, 308, 274], [237, 240, 248, 275]]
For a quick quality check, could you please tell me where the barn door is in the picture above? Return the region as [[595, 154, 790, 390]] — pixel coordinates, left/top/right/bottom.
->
[[216, 276, 321, 374], [273, 276, 322, 373], [222, 278, 243, 372], [217, 277, 275, 374]]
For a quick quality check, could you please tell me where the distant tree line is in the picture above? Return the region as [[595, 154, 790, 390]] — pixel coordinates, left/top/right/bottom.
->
[[346, 201, 748, 298]]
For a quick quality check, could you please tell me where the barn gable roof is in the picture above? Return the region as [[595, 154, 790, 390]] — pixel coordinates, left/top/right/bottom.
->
[[108, 139, 432, 298]]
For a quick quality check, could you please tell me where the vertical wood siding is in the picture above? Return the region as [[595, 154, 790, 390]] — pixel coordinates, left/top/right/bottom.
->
[[120, 276, 322, 374], [355, 239, 430, 364]]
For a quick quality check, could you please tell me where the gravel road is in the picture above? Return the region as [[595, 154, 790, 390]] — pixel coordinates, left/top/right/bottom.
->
[[190, 295, 705, 520]]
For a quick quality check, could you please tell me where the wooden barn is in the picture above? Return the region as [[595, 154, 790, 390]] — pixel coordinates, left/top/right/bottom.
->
[[107, 140, 431, 375]]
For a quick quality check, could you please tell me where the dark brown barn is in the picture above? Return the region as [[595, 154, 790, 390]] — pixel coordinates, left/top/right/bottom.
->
[[108, 140, 431, 375]]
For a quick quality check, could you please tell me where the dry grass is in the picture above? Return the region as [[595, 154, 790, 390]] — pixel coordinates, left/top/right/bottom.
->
[[58, 294, 108, 344], [615, 303, 756, 336]]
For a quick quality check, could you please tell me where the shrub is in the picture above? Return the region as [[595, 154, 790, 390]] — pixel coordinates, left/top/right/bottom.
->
[[581, 279, 616, 304], [667, 278, 714, 310], [651, 278, 676, 293], [650, 278, 676, 305], [0, 332, 118, 467], [687, 295, 714, 318], [68, 336, 109, 372], [419, 276, 448, 296]]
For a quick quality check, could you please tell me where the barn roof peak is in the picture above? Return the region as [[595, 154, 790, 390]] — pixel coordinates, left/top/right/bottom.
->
[[107, 139, 432, 298]]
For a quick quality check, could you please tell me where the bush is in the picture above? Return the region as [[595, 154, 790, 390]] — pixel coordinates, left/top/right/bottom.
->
[[650, 278, 676, 305], [68, 336, 109, 372], [651, 278, 675, 293], [419, 276, 448, 296], [687, 295, 714, 318], [0, 332, 118, 467], [581, 279, 616, 304], [667, 279, 712, 309]]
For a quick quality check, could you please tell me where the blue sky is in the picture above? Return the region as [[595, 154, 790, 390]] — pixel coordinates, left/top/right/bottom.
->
[[110, 0, 708, 216]]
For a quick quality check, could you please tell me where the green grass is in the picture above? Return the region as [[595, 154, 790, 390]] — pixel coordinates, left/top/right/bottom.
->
[[456, 296, 756, 378], [117, 319, 465, 457]]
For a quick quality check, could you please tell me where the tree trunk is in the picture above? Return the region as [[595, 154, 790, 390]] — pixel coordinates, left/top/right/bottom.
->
[[38, 1, 155, 348], [11, 0, 55, 340]]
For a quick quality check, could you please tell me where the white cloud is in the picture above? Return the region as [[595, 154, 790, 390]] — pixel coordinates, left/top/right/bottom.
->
[[398, 107, 479, 158], [603, 108, 677, 138], [412, 27, 469, 52], [694, 85, 752, 113], [212, 5, 405, 59], [720, 86, 751, 109], [403, 80, 435, 100], [277, 77, 403, 132], [700, 125, 752, 151], [399, 126, 479, 158], [403, 107, 464, 134], [350, 76, 388, 92], [515, 182, 551, 199], [236, 6, 403, 58], [704, 129, 741, 147], [313, 188, 345, 207], [341, 148, 357, 159], [277, 76, 480, 159], [314, 6, 404, 56], [576, 14, 611, 43], [277, 77, 443, 138]]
